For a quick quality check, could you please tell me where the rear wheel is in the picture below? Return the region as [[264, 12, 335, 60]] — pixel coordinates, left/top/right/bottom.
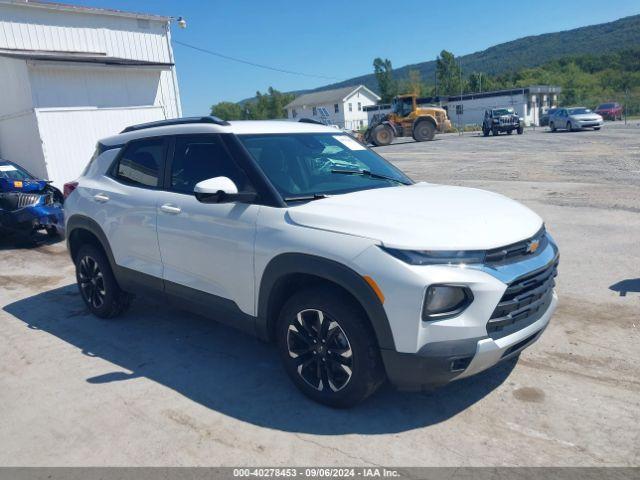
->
[[550, 121, 556, 132], [276, 286, 384, 408], [412, 120, 436, 142], [75, 244, 131, 318], [594, 127, 601, 131], [507, 129, 513, 135], [371, 124, 393, 146], [566, 121, 572, 132]]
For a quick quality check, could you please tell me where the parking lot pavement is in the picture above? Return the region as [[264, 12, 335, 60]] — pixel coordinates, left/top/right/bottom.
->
[[1, 124, 639, 467]]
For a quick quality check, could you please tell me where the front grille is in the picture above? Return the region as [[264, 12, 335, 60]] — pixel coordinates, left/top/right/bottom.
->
[[16, 193, 41, 208], [487, 258, 558, 339], [485, 227, 547, 265], [0, 193, 43, 210]]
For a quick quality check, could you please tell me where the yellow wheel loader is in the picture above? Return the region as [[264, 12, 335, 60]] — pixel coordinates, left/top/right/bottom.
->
[[364, 94, 451, 146]]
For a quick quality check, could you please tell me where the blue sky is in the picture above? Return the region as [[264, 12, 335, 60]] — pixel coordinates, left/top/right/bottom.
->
[[65, 0, 639, 116]]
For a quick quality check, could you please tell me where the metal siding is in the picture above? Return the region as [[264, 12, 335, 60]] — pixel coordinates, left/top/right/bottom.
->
[[0, 4, 170, 62], [0, 111, 47, 178], [35, 105, 166, 187]]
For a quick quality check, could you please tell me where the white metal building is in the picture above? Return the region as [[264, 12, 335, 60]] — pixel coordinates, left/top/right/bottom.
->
[[364, 86, 561, 128], [0, 0, 181, 187], [285, 85, 380, 130], [445, 86, 561, 127]]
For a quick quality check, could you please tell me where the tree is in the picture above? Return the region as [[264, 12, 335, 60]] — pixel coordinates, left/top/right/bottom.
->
[[211, 87, 295, 121], [436, 50, 463, 96], [210, 101, 244, 120], [373, 57, 397, 102]]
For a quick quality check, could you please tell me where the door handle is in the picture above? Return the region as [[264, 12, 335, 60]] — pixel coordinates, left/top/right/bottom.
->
[[160, 203, 182, 214], [93, 193, 110, 203]]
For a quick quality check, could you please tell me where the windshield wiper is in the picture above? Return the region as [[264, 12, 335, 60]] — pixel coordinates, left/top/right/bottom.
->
[[330, 169, 410, 185], [284, 193, 328, 202]]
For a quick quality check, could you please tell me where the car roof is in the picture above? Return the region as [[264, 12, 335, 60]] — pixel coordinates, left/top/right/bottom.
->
[[101, 120, 341, 147]]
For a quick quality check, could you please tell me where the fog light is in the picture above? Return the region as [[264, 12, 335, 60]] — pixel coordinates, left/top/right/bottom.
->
[[422, 285, 473, 320]]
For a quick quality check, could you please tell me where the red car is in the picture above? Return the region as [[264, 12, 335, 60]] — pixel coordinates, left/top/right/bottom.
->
[[595, 102, 623, 121]]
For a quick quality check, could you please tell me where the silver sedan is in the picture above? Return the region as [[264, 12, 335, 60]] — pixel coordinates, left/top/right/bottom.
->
[[549, 107, 603, 131]]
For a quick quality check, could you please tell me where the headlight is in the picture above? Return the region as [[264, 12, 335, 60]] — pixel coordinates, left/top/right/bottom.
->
[[381, 247, 485, 265], [492, 119, 499, 123], [423, 285, 473, 320]]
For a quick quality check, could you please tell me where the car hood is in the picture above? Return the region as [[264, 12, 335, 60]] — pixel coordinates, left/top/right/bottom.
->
[[286, 183, 543, 250]]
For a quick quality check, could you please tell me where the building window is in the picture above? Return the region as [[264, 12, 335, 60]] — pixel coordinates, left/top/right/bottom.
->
[[292, 109, 297, 118], [334, 104, 339, 113], [312, 106, 317, 116], [358, 102, 362, 111], [348, 103, 353, 112], [456, 104, 463, 115], [359, 120, 364, 128]]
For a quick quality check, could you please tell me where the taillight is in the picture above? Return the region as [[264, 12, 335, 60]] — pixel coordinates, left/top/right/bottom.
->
[[63, 181, 78, 199]]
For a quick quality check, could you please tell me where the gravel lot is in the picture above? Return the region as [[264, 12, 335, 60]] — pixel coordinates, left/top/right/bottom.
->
[[1, 123, 639, 467]]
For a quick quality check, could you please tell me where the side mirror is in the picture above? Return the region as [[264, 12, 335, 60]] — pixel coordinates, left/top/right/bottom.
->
[[194, 176, 257, 204]]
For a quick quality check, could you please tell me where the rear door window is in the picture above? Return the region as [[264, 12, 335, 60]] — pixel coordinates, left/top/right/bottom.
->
[[114, 138, 165, 188]]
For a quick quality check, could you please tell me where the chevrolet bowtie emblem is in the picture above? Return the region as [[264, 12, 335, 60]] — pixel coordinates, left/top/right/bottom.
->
[[527, 239, 540, 254]]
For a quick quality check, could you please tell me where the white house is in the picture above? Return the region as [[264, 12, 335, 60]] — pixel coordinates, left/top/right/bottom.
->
[[0, 0, 182, 187], [285, 85, 380, 130], [364, 86, 561, 128]]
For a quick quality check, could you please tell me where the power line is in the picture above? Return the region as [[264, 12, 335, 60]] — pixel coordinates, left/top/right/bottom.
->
[[174, 40, 340, 81]]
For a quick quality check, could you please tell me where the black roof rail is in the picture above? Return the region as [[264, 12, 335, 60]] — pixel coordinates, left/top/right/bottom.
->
[[120, 116, 230, 133], [298, 118, 325, 125]]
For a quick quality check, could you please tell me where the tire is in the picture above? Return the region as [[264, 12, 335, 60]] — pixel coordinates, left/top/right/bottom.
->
[[492, 127, 499, 136], [75, 244, 131, 318], [371, 124, 393, 146], [517, 125, 524, 134], [46, 226, 60, 238], [507, 129, 513, 135], [482, 126, 489, 137], [594, 127, 601, 131], [276, 286, 385, 408], [550, 122, 556, 132], [412, 120, 436, 142], [566, 121, 572, 132]]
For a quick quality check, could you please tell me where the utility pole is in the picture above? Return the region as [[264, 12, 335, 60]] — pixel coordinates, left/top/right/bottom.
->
[[624, 87, 628, 125]]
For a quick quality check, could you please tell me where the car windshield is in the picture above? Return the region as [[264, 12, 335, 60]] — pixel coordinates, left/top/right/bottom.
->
[[492, 108, 514, 116], [0, 162, 34, 181], [547, 108, 557, 115], [598, 103, 615, 109], [569, 108, 592, 115], [238, 133, 412, 200]]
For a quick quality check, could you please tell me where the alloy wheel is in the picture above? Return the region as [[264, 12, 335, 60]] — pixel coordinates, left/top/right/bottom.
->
[[78, 255, 106, 309], [286, 309, 353, 392]]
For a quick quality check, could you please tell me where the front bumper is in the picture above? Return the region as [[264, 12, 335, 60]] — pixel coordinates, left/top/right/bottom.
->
[[575, 120, 603, 128], [353, 233, 559, 391], [381, 292, 556, 390], [0, 204, 64, 234]]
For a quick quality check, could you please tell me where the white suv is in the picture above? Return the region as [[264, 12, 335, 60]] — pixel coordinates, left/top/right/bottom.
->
[[64, 116, 559, 407]]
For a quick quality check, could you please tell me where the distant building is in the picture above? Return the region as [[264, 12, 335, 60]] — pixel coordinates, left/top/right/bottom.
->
[[364, 86, 561, 127], [0, 0, 181, 187], [285, 85, 380, 130]]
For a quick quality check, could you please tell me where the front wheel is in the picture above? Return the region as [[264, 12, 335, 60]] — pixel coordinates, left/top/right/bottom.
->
[[276, 287, 384, 408], [566, 121, 573, 132], [75, 244, 131, 318], [550, 122, 556, 132], [482, 126, 489, 137], [594, 127, 601, 131], [492, 127, 499, 136], [371, 124, 393, 146], [517, 125, 524, 134], [412, 120, 436, 142]]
